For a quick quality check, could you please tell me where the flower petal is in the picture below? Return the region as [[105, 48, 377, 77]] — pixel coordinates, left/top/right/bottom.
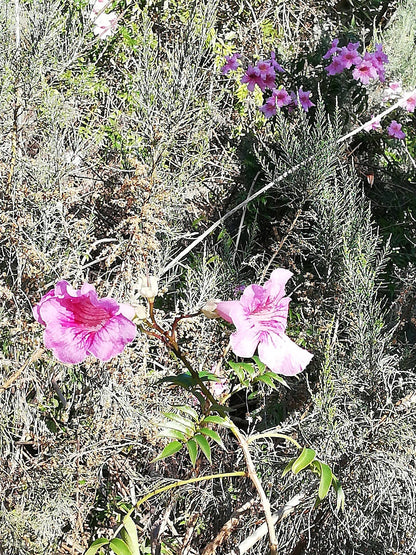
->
[[258, 333, 313, 376], [88, 315, 137, 361], [215, 300, 241, 323], [230, 328, 259, 358]]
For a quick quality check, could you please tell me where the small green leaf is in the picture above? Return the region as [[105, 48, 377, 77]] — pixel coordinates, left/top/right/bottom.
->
[[163, 412, 195, 431], [194, 434, 211, 463], [199, 427, 225, 449], [264, 371, 289, 388], [282, 458, 295, 478], [187, 439, 198, 467], [332, 476, 345, 511], [175, 405, 199, 420], [317, 461, 333, 500], [201, 415, 231, 427], [151, 440, 183, 463], [109, 538, 133, 555], [252, 355, 266, 373], [85, 538, 110, 555], [157, 428, 186, 441], [120, 515, 140, 555], [160, 421, 192, 435], [292, 448, 316, 474], [255, 374, 277, 389]]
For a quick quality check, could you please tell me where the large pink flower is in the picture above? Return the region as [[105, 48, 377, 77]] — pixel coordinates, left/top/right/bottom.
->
[[216, 269, 313, 376], [33, 281, 137, 364]]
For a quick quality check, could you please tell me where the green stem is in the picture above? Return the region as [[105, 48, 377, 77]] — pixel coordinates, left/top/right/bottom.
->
[[113, 471, 247, 538]]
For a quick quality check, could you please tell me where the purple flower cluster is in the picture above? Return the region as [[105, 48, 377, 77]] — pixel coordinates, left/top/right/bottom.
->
[[223, 50, 315, 118], [325, 40, 388, 84]]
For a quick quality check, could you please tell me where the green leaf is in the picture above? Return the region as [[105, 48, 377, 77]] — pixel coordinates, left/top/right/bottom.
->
[[194, 434, 211, 463], [292, 448, 316, 474], [175, 405, 199, 420], [264, 371, 289, 388], [255, 374, 277, 389], [252, 355, 266, 373], [228, 361, 245, 382], [332, 476, 345, 511], [163, 412, 195, 431], [159, 373, 194, 388], [199, 427, 225, 449], [85, 538, 110, 555], [120, 515, 140, 555], [159, 421, 192, 435], [282, 458, 295, 478], [151, 440, 183, 463], [157, 428, 186, 441], [317, 461, 333, 500], [109, 538, 133, 555], [186, 439, 198, 467], [201, 415, 231, 427]]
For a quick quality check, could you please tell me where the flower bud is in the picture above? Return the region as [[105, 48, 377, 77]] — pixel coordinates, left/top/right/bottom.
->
[[135, 275, 159, 301], [201, 299, 222, 319]]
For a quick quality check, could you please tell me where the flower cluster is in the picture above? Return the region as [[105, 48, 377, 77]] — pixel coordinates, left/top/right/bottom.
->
[[214, 269, 313, 376], [33, 281, 136, 364], [324, 40, 388, 84], [89, 0, 118, 39], [225, 50, 315, 118]]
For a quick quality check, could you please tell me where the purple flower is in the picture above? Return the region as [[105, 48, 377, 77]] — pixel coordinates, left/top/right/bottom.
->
[[215, 269, 313, 376], [241, 65, 262, 92], [269, 51, 285, 72], [297, 87, 315, 112], [259, 96, 277, 118], [323, 39, 341, 60], [338, 46, 361, 69], [325, 56, 348, 75], [33, 281, 137, 364], [388, 120, 405, 140], [363, 52, 386, 82], [346, 41, 360, 51], [221, 53, 241, 75], [352, 60, 378, 84], [273, 87, 292, 107]]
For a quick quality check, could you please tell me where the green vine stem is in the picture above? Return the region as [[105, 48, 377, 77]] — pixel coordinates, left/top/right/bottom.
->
[[112, 471, 247, 539]]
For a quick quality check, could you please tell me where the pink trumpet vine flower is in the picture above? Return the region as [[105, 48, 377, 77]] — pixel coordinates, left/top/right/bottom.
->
[[33, 281, 137, 364], [215, 269, 313, 376]]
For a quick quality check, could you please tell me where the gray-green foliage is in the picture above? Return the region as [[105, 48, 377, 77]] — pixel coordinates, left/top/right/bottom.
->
[[254, 103, 416, 554]]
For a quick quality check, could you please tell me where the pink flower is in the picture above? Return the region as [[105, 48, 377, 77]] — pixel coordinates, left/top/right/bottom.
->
[[241, 65, 262, 92], [338, 46, 361, 69], [404, 92, 416, 112], [323, 39, 341, 60], [33, 281, 137, 364], [325, 56, 347, 75], [215, 269, 313, 376], [273, 87, 292, 107], [269, 51, 285, 73], [363, 52, 385, 82], [297, 87, 315, 112], [93, 11, 118, 39], [352, 60, 378, 84], [388, 120, 405, 140], [259, 96, 277, 118], [90, 0, 111, 18], [221, 53, 241, 75], [363, 116, 382, 131], [346, 41, 360, 51]]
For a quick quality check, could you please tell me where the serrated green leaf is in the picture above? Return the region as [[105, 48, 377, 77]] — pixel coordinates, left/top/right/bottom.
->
[[151, 440, 183, 463], [175, 405, 199, 420], [282, 458, 295, 478], [199, 427, 225, 449], [194, 434, 211, 463], [332, 476, 345, 511], [157, 428, 186, 441], [252, 355, 266, 373], [317, 461, 333, 500], [85, 538, 110, 555], [109, 538, 132, 555], [120, 516, 140, 555], [201, 415, 231, 427], [187, 439, 198, 467], [292, 448, 316, 474]]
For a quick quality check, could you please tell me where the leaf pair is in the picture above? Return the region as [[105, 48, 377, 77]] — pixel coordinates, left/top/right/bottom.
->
[[85, 515, 140, 555], [282, 447, 345, 511]]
